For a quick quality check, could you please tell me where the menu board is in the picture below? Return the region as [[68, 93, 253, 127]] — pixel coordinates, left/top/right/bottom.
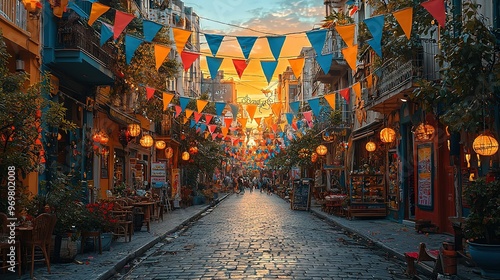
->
[[151, 162, 166, 187], [291, 179, 312, 211], [417, 143, 433, 209]]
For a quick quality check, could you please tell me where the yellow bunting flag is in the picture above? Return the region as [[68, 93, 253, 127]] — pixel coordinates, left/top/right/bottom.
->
[[254, 117, 262, 126], [342, 45, 358, 71], [280, 123, 286, 132], [197, 99, 208, 113], [271, 103, 282, 117], [324, 93, 336, 110], [172, 28, 192, 53], [185, 109, 194, 119], [245, 104, 257, 120], [238, 118, 247, 130], [393, 7, 413, 40], [367, 74, 373, 88], [88, 2, 110, 26], [335, 24, 356, 47], [162, 92, 174, 111], [204, 131, 210, 139], [221, 127, 229, 137], [155, 45, 171, 70], [353, 82, 362, 100], [288, 58, 305, 78]]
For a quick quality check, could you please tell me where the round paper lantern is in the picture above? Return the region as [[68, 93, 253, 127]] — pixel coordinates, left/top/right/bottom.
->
[[92, 132, 101, 143], [155, 140, 166, 150], [380, 128, 396, 143], [140, 134, 154, 148], [316, 144, 328, 156], [181, 151, 190, 161], [473, 134, 499, 156], [128, 123, 141, 137], [311, 152, 318, 163], [99, 133, 109, 145], [365, 141, 376, 152], [414, 123, 435, 141], [165, 147, 173, 158]]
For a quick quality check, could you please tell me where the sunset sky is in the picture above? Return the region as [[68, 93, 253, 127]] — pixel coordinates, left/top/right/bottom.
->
[[184, 0, 327, 109]]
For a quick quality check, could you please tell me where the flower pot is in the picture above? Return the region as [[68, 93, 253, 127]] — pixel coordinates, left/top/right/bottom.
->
[[467, 241, 500, 279]]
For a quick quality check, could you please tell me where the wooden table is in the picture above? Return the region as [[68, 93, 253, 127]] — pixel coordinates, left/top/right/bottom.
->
[[132, 201, 156, 232], [16, 226, 33, 275]]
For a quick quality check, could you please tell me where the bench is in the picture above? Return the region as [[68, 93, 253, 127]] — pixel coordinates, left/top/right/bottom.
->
[[405, 242, 441, 277]]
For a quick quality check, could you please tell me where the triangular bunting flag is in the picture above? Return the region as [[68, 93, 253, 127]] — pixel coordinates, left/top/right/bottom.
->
[[280, 123, 286, 133], [179, 96, 191, 111], [254, 117, 262, 126], [204, 114, 213, 124], [272, 124, 278, 133], [367, 38, 383, 58], [229, 104, 239, 120], [288, 58, 305, 78], [340, 88, 350, 103], [261, 61, 278, 84], [146, 86, 155, 100], [181, 51, 200, 71], [236, 36, 258, 59], [190, 119, 196, 128], [367, 74, 373, 88], [100, 22, 113, 46], [154, 44, 171, 70], [208, 124, 217, 134], [113, 10, 135, 40], [224, 118, 233, 128], [185, 109, 194, 119], [238, 118, 247, 130], [307, 98, 321, 117], [143, 20, 163, 42], [302, 111, 313, 123], [194, 112, 202, 123], [221, 127, 229, 137], [206, 57, 224, 80], [88, 2, 109, 26], [196, 99, 208, 113], [421, 0, 446, 28], [292, 121, 298, 130], [353, 82, 361, 100], [125, 35, 143, 64], [182, 117, 189, 124], [289, 101, 300, 115], [163, 92, 174, 111], [316, 53, 333, 74], [364, 15, 385, 58], [342, 44, 358, 71], [245, 104, 257, 120], [215, 102, 226, 116], [285, 113, 294, 125], [267, 36, 286, 60], [324, 93, 336, 110], [393, 7, 413, 39], [175, 105, 182, 117], [211, 133, 217, 140], [232, 59, 248, 79], [306, 29, 327, 55], [205, 34, 225, 56], [335, 24, 356, 47], [172, 27, 192, 53], [271, 103, 282, 117]]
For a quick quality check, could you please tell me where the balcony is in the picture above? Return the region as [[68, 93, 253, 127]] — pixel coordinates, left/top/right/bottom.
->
[[47, 18, 116, 85], [0, 0, 27, 31], [314, 31, 349, 84]]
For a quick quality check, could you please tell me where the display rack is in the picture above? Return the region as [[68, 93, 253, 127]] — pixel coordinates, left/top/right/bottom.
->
[[349, 174, 387, 218], [387, 150, 400, 210]]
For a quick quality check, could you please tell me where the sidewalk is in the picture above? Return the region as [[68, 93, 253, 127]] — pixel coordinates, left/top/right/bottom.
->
[[309, 204, 480, 280], [5, 195, 229, 280]]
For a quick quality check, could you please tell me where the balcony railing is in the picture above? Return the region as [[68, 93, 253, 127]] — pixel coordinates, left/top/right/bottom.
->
[[0, 0, 28, 31], [57, 19, 116, 68]]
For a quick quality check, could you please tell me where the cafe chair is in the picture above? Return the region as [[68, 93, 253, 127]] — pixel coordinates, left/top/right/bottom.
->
[[0, 213, 21, 276], [24, 213, 57, 278]]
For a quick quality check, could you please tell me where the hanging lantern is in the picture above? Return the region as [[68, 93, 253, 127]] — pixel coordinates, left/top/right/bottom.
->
[[189, 146, 198, 155], [473, 134, 499, 156], [92, 132, 102, 143], [365, 141, 376, 152], [140, 134, 154, 148], [57, 133, 62, 141], [414, 123, 435, 141], [165, 147, 174, 158], [155, 140, 166, 150], [128, 123, 141, 137], [380, 128, 396, 143], [311, 152, 318, 163], [181, 151, 190, 161], [316, 144, 328, 156], [99, 133, 109, 145]]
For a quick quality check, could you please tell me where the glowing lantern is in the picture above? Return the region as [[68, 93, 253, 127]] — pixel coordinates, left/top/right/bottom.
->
[[365, 141, 376, 152], [165, 147, 174, 158], [181, 151, 190, 161], [311, 152, 318, 163], [92, 132, 101, 143], [99, 133, 109, 145], [140, 134, 154, 148], [380, 128, 396, 143], [414, 123, 435, 141], [128, 123, 141, 137], [189, 146, 198, 155], [473, 134, 499, 156], [316, 144, 328, 156], [155, 140, 166, 150]]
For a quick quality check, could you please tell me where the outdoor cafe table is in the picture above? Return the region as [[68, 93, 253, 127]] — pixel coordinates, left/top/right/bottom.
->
[[132, 201, 155, 232]]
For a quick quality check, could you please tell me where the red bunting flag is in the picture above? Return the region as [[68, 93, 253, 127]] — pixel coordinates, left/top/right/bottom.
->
[[194, 112, 202, 123], [205, 114, 213, 124], [421, 0, 446, 28], [232, 59, 248, 79], [340, 88, 350, 103], [113, 10, 135, 40], [181, 51, 200, 71], [146, 87, 155, 100], [175, 105, 182, 118]]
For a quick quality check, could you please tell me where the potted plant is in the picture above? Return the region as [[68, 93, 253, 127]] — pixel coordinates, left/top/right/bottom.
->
[[80, 200, 117, 251], [463, 178, 500, 279]]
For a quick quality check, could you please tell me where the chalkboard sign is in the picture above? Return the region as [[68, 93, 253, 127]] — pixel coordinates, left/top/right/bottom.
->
[[291, 178, 312, 210]]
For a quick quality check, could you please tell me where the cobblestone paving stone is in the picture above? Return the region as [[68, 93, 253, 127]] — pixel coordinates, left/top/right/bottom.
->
[[118, 192, 410, 280]]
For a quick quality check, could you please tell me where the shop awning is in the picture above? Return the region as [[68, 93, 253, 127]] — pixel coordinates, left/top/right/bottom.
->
[[106, 105, 140, 126], [351, 121, 383, 141]]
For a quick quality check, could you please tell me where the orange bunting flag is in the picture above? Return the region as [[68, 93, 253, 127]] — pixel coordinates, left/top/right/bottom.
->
[[324, 93, 336, 110], [172, 27, 192, 53], [393, 7, 413, 39], [335, 24, 356, 47], [205, 114, 213, 124], [163, 92, 174, 111], [53, 0, 68, 18], [232, 59, 248, 79], [367, 74, 374, 88], [194, 112, 202, 123], [155, 45, 171, 70], [288, 58, 305, 78], [221, 127, 229, 137], [88, 2, 109, 26], [185, 109, 194, 119], [340, 88, 350, 103], [196, 99, 208, 113], [353, 82, 362, 100], [146, 87, 155, 100], [181, 51, 200, 72], [272, 124, 278, 133], [204, 131, 210, 139], [245, 104, 257, 120], [271, 103, 282, 117], [265, 116, 274, 128], [224, 118, 233, 128], [113, 10, 135, 40], [254, 117, 262, 126], [342, 45, 358, 71], [182, 117, 189, 124], [238, 118, 247, 130]]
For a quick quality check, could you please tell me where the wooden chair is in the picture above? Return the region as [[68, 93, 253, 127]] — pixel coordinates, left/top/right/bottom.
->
[[405, 242, 440, 277], [0, 213, 22, 276], [112, 203, 133, 242], [24, 213, 57, 278]]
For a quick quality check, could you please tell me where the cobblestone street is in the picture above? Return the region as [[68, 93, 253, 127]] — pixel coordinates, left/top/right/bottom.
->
[[117, 192, 410, 279]]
